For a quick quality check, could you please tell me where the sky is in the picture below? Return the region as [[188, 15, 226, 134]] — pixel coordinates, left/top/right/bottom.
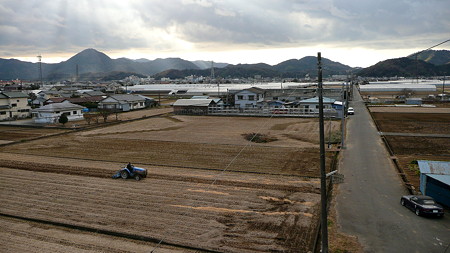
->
[[1, 0, 449, 67]]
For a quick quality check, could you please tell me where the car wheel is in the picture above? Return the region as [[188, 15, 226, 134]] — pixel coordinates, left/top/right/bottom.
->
[[400, 199, 405, 206], [120, 170, 129, 179], [415, 208, 421, 216], [134, 175, 141, 181]]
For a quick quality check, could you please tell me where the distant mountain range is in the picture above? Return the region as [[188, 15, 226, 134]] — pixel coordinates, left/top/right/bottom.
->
[[0, 48, 449, 81]]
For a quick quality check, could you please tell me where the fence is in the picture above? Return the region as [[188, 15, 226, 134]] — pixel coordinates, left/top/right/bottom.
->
[[208, 106, 338, 118]]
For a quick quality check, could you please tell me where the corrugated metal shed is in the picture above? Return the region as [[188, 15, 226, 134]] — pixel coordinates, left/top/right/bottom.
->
[[427, 174, 450, 186], [418, 160, 450, 207], [418, 160, 450, 175], [359, 84, 436, 92], [173, 99, 214, 107]]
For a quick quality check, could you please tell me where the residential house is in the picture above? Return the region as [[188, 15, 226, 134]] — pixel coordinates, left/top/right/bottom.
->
[[98, 94, 147, 111], [0, 91, 32, 120], [233, 87, 265, 108], [298, 96, 336, 112], [32, 101, 86, 124]]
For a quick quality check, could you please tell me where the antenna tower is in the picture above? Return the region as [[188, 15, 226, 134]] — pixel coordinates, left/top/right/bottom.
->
[[37, 54, 43, 85], [210, 61, 215, 81]]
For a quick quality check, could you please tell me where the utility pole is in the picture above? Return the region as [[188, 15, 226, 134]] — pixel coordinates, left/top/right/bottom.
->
[[443, 76, 446, 101], [317, 52, 328, 253], [341, 82, 345, 148]]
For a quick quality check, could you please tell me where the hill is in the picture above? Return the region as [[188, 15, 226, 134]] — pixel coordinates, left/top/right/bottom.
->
[[359, 50, 450, 77], [153, 57, 354, 79], [0, 49, 200, 81], [358, 58, 450, 77], [408, 50, 450, 65]]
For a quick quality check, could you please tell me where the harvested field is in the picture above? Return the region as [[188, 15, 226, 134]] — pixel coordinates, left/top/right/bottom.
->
[[0, 126, 70, 144], [2, 116, 339, 176], [385, 136, 450, 156], [371, 112, 450, 134], [0, 115, 336, 252], [369, 108, 450, 191], [0, 216, 199, 253], [0, 167, 320, 252]]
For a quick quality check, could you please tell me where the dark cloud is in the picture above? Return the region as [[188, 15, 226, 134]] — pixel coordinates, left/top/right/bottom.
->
[[0, 0, 449, 58]]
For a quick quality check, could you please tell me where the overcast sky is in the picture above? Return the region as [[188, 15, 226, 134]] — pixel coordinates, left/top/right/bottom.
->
[[1, 0, 449, 67]]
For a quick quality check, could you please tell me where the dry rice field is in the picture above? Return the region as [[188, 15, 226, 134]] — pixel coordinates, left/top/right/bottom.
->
[[0, 115, 339, 252]]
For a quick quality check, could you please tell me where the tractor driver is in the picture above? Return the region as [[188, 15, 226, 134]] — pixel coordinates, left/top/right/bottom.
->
[[127, 162, 134, 173]]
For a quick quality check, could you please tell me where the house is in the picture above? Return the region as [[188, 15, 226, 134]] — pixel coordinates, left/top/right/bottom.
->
[[32, 101, 86, 124], [298, 96, 336, 112], [233, 87, 265, 108], [83, 90, 106, 97], [98, 94, 147, 112], [0, 91, 32, 120], [418, 160, 450, 207], [173, 99, 216, 115]]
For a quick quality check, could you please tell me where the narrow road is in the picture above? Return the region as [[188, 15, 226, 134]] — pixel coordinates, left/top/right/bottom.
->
[[336, 86, 450, 253]]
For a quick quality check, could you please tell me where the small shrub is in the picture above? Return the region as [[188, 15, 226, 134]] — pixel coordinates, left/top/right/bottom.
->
[[242, 133, 277, 143]]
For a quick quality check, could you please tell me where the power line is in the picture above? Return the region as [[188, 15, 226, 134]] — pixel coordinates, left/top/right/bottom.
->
[[150, 81, 325, 253]]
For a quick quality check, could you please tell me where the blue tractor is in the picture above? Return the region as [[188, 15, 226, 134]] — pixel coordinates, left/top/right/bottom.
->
[[112, 163, 147, 181]]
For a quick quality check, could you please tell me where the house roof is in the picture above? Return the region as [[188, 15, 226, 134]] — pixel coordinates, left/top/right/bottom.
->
[[1, 91, 28, 98], [83, 90, 106, 96], [418, 160, 450, 175], [106, 94, 146, 103], [191, 96, 210, 99], [173, 99, 215, 107], [299, 96, 336, 103], [32, 102, 85, 112], [46, 97, 67, 103], [246, 87, 266, 94]]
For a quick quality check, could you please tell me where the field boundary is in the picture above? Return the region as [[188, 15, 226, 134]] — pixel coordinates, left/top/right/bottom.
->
[[0, 111, 172, 147]]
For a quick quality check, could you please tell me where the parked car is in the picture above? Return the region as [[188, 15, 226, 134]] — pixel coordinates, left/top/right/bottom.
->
[[400, 195, 444, 217], [347, 107, 354, 115]]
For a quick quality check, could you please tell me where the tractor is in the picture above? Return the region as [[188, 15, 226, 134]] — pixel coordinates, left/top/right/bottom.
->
[[112, 163, 147, 181]]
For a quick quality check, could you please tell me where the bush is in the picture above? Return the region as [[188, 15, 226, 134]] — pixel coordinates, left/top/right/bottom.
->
[[242, 133, 277, 143], [58, 114, 68, 126]]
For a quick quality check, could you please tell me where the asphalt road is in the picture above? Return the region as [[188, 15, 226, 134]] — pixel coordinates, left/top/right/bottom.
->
[[336, 86, 450, 253]]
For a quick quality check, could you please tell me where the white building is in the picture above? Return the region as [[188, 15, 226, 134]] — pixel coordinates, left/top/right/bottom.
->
[[98, 94, 147, 112], [32, 101, 85, 124], [234, 87, 265, 108], [0, 91, 32, 120]]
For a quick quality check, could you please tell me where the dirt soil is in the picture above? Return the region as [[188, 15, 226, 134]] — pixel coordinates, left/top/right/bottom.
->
[[371, 112, 450, 135], [0, 216, 200, 253], [0, 115, 337, 252], [2, 116, 339, 176], [0, 126, 70, 144]]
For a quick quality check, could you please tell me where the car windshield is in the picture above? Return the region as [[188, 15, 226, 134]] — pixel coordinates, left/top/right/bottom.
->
[[421, 199, 435, 205]]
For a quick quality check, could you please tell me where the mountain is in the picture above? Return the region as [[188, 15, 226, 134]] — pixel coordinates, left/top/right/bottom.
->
[[192, 60, 229, 69], [273, 57, 353, 77], [153, 57, 354, 79], [408, 50, 450, 65], [358, 50, 450, 77], [0, 49, 200, 81]]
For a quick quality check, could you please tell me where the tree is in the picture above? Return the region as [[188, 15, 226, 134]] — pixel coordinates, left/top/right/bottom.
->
[[58, 114, 68, 126], [98, 109, 112, 123]]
